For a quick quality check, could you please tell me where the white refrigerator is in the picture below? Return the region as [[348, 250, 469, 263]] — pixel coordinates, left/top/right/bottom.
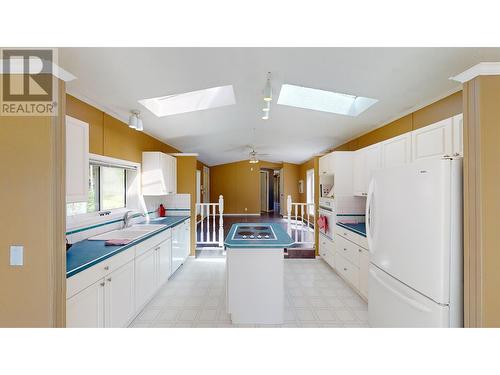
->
[[366, 157, 463, 328]]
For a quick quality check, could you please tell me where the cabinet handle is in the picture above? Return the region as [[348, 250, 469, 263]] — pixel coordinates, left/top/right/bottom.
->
[[344, 232, 348, 236], [343, 248, 347, 251], [343, 268, 348, 271], [358, 249, 362, 253], [107, 278, 112, 282], [453, 152, 460, 157], [155, 246, 160, 251], [100, 282, 105, 287], [104, 266, 109, 271]]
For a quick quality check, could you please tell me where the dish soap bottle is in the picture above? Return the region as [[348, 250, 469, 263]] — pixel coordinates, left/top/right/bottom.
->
[[158, 204, 166, 217]]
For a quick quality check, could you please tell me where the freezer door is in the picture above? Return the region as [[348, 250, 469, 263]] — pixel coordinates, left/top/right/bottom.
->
[[368, 264, 449, 327], [366, 158, 452, 304]]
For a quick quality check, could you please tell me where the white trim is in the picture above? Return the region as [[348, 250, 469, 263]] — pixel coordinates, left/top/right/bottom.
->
[[450, 62, 500, 83], [66, 154, 143, 230]]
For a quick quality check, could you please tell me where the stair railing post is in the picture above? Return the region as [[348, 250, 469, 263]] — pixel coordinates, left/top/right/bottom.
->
[[287, 195, 292, 236], [218, 195, 224, 247]]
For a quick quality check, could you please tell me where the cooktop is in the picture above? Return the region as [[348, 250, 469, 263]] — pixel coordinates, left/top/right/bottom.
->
[[231, 224, 277, 240]]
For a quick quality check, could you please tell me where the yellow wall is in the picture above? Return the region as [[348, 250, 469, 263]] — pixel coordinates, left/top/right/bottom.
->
[[210, 160, 283, 214], [0, 77, 66, 327], [177, 156, 198, 255], [333, 91, 463, 151], [66, 95, 180, 161]]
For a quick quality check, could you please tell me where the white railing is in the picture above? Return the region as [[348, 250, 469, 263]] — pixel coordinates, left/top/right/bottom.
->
[[287, 195, 315, 246], [196, 194, 224, 248]]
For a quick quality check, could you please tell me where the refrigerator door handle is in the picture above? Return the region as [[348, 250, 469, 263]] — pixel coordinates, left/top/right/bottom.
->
[[370, 267, 432, 313], [366, 180, 375, 253]]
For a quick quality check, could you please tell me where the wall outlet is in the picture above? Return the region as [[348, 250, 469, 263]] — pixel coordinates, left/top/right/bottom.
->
[[244, 207, 247, 212]]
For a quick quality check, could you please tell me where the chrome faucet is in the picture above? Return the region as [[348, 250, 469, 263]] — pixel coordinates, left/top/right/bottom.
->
[[123, 210, 145, 228]]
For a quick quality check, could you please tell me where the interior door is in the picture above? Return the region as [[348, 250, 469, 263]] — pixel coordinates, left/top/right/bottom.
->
[[203, 166, 210, 203], [368, 264, 449, 327], [105, 260, 135, 328], [367, 158, 451, 304], [279, 168, 284, 215], [196, 170, 201, 215], [260, 171, 268, 212]]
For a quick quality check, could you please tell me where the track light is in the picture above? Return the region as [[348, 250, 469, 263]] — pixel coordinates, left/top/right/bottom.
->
[[263, 72, 272, 102], [128, 110, 144, 131]]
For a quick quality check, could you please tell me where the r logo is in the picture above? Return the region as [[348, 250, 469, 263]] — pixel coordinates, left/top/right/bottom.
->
[[2, 49, 53, 102]]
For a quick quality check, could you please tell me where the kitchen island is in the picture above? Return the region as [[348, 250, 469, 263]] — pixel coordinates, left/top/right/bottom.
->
[[224, 223, 294, 325]]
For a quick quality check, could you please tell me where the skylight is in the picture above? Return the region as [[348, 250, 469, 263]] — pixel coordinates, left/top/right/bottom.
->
[[277, 84, 378, 117], [138, 85, 236, 117]]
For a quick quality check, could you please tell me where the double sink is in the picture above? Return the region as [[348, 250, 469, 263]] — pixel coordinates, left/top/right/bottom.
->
[[88, 224, 166, 241]]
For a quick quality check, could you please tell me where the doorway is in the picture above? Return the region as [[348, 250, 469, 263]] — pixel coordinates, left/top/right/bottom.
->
[[260, 170, 269, 212]]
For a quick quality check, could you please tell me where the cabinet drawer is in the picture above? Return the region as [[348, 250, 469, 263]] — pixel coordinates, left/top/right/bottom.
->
[[335, 225, 368, 249], [335, 235, 361, 266], [335, 254, 359, 290], [67, 246, 135, 299], [135, 228, 172, 258]]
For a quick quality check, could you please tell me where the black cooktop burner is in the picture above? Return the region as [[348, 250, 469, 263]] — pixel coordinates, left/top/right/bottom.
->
[[232, 224, 277, 240]]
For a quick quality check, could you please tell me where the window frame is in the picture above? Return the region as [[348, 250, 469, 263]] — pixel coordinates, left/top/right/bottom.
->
[[66, 154, 142, 230]]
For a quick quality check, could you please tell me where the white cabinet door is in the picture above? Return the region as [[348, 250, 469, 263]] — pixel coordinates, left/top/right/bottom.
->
[[381, 133, 411, 168], [66, 279, 104, 328], [183, 219, 191, 259], [104, 260, 135, 328], [353, 149, 365, 196], [142, 152, 177, 195], [135, 249, 157, 310], [157, 239, 172, 286], [66, 115, 89, 203], [411, 118, 453, 161], [319, 154, 329, 175], [358, 248, 369, 300], [452, 113, 463, 157]]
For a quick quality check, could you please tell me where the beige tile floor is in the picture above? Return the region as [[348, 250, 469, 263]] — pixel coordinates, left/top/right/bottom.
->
[[129, 256, 369, 328]]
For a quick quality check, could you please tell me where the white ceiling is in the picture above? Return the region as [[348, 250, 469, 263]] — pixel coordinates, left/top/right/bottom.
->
[[59, 48, 500, 166]]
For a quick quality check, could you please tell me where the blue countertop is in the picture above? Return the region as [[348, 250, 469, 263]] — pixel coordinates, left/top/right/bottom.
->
[[66, 216, 189, 278], [224, 223, 294, 249], [336, 222, 366, 237]]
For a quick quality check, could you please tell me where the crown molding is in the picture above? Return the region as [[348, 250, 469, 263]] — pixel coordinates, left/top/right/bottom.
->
[[450, 62, 500, 83]]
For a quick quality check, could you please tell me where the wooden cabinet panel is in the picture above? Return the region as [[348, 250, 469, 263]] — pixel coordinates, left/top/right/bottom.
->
[[142, 152, 177, 195], [157, 239, 172, 286]]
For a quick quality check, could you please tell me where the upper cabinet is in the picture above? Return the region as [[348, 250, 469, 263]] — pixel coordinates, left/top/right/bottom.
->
[[319, 152, 353, 196], [142, 152, 177, 195], [66, 116, 89, 203], [381, 133, 411, 168], [411, 117, 453, 161], [353, 144, 381, 196]]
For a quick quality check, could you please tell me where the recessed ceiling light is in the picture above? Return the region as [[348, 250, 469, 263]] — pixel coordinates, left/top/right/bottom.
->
[[139, 85, 236, 117], [277, 84, 378, 117]]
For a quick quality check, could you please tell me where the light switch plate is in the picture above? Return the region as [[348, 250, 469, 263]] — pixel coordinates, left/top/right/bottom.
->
[[10, 245, 23, 266]]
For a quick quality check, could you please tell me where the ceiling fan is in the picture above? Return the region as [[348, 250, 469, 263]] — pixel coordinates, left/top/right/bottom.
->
[[248, 145, 270, 164]]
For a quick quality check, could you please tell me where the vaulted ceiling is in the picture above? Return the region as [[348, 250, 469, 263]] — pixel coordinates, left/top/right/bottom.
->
[[60, 47, 500, 166]]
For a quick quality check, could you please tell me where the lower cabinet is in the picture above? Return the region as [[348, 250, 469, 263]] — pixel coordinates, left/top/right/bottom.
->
[[67, 278, 105, 328], [67, 219, 188, 327], [326, 225, 370, 302], [105, 260, 135, 328], [135, 248, 158, 311]]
